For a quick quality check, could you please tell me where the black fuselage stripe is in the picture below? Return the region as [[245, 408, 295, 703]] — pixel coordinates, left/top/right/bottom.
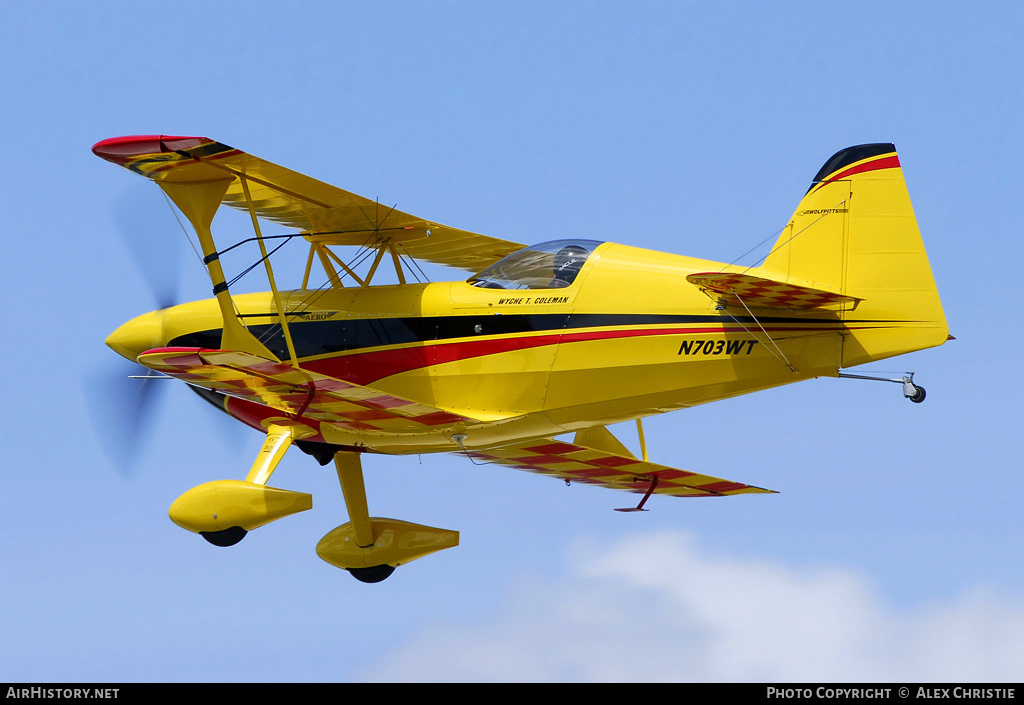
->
[[168, 312, 882, 361]]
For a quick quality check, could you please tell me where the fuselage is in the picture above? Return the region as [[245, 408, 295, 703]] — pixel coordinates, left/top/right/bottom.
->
[[108, 241, 882, 453]]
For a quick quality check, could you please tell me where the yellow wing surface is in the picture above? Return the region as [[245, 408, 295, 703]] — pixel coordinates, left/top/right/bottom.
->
[[467, 437, 774, 498], [92, 135, 524, 272]]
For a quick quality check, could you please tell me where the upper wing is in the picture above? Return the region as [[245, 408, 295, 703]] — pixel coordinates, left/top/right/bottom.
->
[[465, 435, 775, 499], [686, 271, 862, 310], [93, 135, 524, 273]]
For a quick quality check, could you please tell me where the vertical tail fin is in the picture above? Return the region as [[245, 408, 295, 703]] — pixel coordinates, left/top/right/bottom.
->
[[759, 144, 948, 367]]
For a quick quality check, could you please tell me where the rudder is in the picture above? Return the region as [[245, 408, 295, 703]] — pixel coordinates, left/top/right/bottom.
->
[[759, 144, 948, 367]]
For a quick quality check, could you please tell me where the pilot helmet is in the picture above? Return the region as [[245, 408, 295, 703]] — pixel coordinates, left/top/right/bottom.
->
[[553, 245, 588, 281]]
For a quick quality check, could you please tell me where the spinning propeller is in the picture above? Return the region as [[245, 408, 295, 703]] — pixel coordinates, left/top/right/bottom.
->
[[86, 184, 244, 476], [111, 184, 185, 310]]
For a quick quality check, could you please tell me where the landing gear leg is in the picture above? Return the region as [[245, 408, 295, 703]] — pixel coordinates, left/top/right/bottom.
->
[[332, 452, 394, 583], [168, 422, 314, 545], [316, 451, 459, 582]]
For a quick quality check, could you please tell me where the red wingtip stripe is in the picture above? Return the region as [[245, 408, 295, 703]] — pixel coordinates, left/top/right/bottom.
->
[[92, 135, 210, 164]]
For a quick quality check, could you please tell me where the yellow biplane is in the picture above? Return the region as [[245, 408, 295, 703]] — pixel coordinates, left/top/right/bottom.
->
[[95, 136, 949, 582]]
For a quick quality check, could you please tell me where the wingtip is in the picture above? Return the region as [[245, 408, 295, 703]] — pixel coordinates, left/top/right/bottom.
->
[[92, 135, 210, 163]]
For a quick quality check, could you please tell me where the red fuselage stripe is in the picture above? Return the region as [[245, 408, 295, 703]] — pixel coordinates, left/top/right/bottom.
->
[[301, 324, 845, 386]]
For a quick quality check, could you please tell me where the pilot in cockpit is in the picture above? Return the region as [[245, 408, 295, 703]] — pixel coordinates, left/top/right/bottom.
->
[[550, 245, 589, 287], [467, 239, 601, 290]]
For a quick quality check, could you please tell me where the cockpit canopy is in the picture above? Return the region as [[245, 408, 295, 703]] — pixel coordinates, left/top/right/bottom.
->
[[468, 239, 604, 290]]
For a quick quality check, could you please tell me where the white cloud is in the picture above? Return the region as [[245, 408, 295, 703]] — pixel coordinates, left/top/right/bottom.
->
[[361, 531, 1024, 682]]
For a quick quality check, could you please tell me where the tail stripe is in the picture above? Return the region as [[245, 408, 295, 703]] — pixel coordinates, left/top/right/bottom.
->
[[807, 143, 896, 193], [809, 153, 900, 195]]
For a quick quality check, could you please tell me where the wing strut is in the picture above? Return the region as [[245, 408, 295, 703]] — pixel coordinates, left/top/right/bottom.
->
[[159, 179, 277, 360], [636, 418, 648, 461], [318, 243, 364, 286], [239, 175, 300, 367], [388, 241, 407, 285]]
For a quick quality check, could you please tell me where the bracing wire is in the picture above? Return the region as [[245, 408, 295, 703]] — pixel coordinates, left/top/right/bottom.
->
[[720, 196, 849, 274], [739, 197, 848, 275], [398, 242, 432, 284], [727, 291, 797, 373], [722, 225, 785, 271], [161, 190, 206, 268]]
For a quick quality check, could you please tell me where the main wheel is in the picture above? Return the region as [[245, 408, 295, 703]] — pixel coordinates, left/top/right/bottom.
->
[[200, 526, 248, 546], [347, 564, 396, 583], [908, 385, 926, 403]]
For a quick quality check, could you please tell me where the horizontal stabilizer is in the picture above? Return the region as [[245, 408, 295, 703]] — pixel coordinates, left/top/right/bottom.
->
[[686, 272, 862, 310], [463, 437, 774, 498]]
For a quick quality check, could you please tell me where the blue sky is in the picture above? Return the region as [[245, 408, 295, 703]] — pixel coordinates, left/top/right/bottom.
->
[[1, 0, 1022, 682]]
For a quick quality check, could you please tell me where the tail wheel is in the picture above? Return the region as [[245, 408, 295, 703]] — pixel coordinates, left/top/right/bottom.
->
[[908, 385, 926, 403]]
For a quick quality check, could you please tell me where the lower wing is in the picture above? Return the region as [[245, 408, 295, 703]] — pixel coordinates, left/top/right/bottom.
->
[[463, 434, 775, 499]]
